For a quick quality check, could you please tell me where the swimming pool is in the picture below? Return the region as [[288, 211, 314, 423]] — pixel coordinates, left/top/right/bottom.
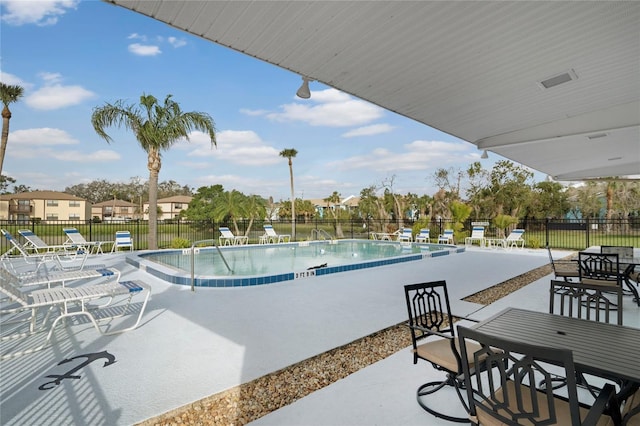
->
[[128, 239, 464, 287]]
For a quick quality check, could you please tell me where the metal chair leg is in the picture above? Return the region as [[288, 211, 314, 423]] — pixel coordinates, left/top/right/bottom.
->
[[416, 373, 471, 423]]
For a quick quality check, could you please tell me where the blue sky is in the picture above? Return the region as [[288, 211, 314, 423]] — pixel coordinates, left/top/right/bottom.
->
[[0, 0, 543, 201]]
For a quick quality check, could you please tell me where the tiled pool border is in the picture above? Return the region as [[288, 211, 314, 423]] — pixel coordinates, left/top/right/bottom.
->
[[126, 240, 465, 288]]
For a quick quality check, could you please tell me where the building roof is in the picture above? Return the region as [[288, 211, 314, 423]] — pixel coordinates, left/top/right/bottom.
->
[[93, 199, 137, 207], [0, 190, 85, 201], [155, 195, 193, 204]]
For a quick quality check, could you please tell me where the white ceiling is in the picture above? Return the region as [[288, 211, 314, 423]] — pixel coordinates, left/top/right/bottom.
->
[[107, 1, 640, 180]]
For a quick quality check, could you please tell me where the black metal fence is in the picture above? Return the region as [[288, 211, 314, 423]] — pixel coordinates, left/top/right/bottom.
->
[[1, 217, 639, 254]]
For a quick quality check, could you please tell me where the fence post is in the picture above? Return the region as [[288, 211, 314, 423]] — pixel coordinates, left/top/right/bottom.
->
[[545, 218, 550, 247], [586, 217, 590, 248]]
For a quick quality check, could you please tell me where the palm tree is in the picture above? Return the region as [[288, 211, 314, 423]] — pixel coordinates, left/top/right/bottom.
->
[[0, 83, 25, 176], [324, 191, 344, 238], [92, 94, 216, 249], [213, 190, 246, 235], [244, 194, 267, 236], [279, 148, 298, 240]]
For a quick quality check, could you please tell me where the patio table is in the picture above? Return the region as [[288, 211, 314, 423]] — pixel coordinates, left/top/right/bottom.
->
[[468, 307, 640, 387], [582, 246, 640, 306]]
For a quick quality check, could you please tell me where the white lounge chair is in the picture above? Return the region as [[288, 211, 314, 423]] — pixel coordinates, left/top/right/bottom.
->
[[0, 265, 120, 289], [18, 229, 73, 254], [219, 227, 248, 246], [261, 225, 290, 244], [0, 276, 151, 359], [504, 228, 525, 248], [464, 226, 486, 247], [488, 229, 526, 249], [397, 228, 413, 243], [414, 229, 431, 243], [111, 231, 134, 252], [2, 229, 87, 271], [63, 227, 108, 254], [437, 229, 454, 244]]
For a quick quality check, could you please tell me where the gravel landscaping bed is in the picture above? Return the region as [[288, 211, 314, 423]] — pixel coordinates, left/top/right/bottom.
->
[[140, 262, 556, 426]]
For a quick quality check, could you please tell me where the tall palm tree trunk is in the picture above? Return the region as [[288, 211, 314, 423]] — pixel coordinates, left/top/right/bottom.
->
[[0, 108, 11, 176], [289, 158, 295, 240], [147, 149, 161, 250]]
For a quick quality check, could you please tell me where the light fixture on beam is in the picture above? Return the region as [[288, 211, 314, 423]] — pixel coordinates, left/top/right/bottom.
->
[[481, 150, 488, 159], [296, 77, 312, 99]]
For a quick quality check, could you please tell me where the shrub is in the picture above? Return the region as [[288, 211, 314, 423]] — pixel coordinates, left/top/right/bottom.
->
[[170, 237, 191, 248], [493, 214, 518, 238], [527, 236, 541, 249]]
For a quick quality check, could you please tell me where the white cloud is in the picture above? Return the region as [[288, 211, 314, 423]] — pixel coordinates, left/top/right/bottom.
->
[[266, 88, 384, 127], [10, 146, 120, 162], [50, 149, 121, 162], [167, 36, 187, 48], [25, 83, 95, 110], [125, 34, 185, 55], [10, 128, 79, 146], [240, 108, 268, 116], [8, 145, 122, 163], [39, 71, 62, 83], [179, 130, 282, 166], [0, 0, 78, 26], [329, 140, 477, 172], [128, 33, 147, 41], [128, 43, 162, 56], [0, 72, 32, 89], [342, 124, 395, 138]]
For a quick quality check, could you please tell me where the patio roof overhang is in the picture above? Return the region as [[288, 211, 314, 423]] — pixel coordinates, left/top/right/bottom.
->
[[106, 1, 640, 180]]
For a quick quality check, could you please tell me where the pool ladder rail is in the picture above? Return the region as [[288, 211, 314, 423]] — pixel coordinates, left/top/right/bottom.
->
[[311, 229, 335, 241], [188, 239, 233, 291]]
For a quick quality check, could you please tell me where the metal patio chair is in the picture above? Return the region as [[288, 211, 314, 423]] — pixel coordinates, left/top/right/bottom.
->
[[547, 245, 580, 282], [404, 280, 479, 423], [458, 325, 619, 426]]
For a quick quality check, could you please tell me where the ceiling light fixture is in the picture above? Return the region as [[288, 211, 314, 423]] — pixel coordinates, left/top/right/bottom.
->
[[296, 77, 312, 99], [481, 150, 488, 159]]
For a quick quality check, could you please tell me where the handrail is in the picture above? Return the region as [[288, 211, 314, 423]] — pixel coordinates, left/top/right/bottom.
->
[[311, 229, 333, 241], [189, 239, 233, 291]]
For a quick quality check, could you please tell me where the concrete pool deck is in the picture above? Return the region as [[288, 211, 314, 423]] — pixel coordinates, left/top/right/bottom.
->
[[2, 246, 635, 425]]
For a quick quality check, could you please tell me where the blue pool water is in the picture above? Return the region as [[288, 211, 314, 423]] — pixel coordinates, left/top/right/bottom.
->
[[128, 239, 463, 287]]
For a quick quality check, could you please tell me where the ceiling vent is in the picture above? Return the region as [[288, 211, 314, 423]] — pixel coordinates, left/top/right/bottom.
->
[[587, 133, 608, 140], [538, 69, 578, 89]]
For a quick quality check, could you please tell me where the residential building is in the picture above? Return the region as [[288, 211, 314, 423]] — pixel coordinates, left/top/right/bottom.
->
[[0, 191, 91, 222], [311, 195, 360, 218], [92, 199, 138, 222], [143, 195, 193, 221]]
